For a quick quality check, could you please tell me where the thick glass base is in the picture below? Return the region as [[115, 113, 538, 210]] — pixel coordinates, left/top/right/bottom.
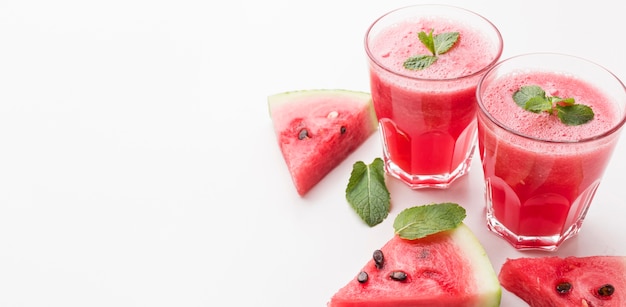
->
[[485, 211, 582, 251], [483, 178, 600, 251], [383, 149, 474, 189]]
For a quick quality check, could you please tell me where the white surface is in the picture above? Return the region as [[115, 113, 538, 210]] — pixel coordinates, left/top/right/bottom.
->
[[1, 0, 625, 306]]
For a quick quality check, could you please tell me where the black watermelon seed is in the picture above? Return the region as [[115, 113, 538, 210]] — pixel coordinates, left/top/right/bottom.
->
[[340, 126, 346, 134], [298, 128, 309, 140], [556, 282, 572, 294], [373, 250, 384, 269], [390, 271, 407, 281], [357, 271, 368, 283], [598, 284, 615, 297]]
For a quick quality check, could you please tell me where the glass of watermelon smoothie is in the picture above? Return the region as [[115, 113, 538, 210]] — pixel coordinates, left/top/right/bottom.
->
[[476, 53, 626, 251], [365, 5, 503, 189]]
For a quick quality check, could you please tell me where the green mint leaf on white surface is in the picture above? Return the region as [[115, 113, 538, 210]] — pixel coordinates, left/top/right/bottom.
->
[[345, 158, 390, 227], [393, 203, 466, 240], [404, 29, 459, 71], [512, 85, 594, 126]]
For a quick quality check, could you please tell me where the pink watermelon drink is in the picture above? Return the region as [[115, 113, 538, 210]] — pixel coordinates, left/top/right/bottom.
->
[[365, 5, 503, 188], [476, 53, 626, 251]]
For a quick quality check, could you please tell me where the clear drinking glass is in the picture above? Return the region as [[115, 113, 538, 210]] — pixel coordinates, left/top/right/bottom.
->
[[476, 53, 626, 251], [365, 4, 503, 188]]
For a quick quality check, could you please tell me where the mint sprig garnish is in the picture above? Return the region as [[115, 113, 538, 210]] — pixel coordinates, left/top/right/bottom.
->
[[513, 85, 594, 126], [345, 158, 390, 227], [403, 29, 459, 71], [393, 203, 466, 240]]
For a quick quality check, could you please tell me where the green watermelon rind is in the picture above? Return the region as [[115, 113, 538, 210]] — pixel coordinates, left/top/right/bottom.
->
[[450, 223, 502, 307]]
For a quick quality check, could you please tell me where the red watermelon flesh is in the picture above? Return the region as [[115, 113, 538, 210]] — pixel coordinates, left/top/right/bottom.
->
[[499, 256, 626, 307], [268, 89, 377, 196], [328, 224, 501, 307]]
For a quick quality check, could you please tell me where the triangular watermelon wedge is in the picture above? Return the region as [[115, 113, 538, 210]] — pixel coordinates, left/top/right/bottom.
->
[[268, 89, 378, 196], [328, 224, 501, 306], [499, 256, 626, 307]]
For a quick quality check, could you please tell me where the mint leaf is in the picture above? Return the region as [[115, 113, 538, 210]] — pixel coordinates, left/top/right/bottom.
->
[[554, 97, 576, 106], [418, 30, 435, 55], [404, 29, 459, 71], [513, 85, 545, 108], [345, 158, 390, 227], [556, 104, 595, 126], [403, 55, 437, 70], [512, 85, 595, 126], [524, 96, 552, 113], [433, 32, 459, 55], [393, 203, 466, 240]]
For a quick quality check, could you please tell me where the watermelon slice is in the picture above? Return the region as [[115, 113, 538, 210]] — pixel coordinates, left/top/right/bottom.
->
[[268, 89, 378, 196], [499, 256, 626, 307], [328, 223, 501, 307]]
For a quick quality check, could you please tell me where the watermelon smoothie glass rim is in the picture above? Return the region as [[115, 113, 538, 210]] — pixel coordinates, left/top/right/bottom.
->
[[364, 5, 504, 83], [476, 52, 626, 251], [364, 4, 503, 189], [476, 53, 626, 143]]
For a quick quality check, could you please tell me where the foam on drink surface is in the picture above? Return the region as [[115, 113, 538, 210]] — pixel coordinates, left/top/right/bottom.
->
[[482, 71, 620, 142], [370, 18, 496, 80]]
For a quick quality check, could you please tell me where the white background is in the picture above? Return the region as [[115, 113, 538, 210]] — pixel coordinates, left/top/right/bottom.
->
[[1, 0, 625, 306]]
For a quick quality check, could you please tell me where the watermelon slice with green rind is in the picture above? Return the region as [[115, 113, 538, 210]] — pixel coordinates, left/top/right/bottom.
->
[[499, 256, 626, 307], [328, 223, 501, 306], [268, 89, 378, 196]]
